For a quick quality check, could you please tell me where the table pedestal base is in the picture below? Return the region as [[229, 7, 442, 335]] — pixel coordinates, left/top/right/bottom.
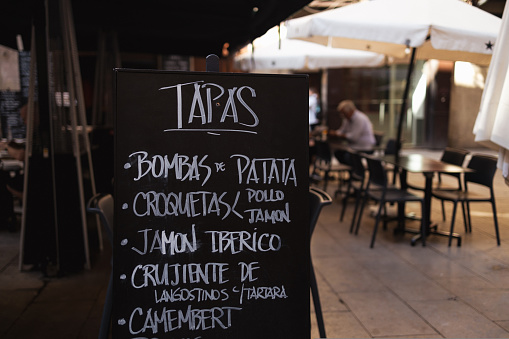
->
[[410, 223, 462, 247], [393, 214, 462, 247]]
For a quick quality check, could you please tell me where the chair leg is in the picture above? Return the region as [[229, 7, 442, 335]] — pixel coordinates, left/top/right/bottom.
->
[[337, 172, 344, 197], [460, 201, 469, 233], [340, 196, 347, 222], [340, 182, 352, 222], [349, 190, 361, 233], [441, 200, 446, 221], [382, 203, 388, 230], [491, 199, 501, 246], [420, 201, 426, 246], [354, 194, 369, 235], [465, 201, 473, 232], [448, 202, 458, 247], [322, 170, 329, 191], [370, 202, 384, 248], [310, 257, 326, 338]]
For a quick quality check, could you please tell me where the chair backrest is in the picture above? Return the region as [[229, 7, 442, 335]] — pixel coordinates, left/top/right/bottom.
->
[[87, 193, 114, 245], [349, 151, 366, 182], [334, 148, 353, 166], [384, 138, 397, 155], [309, 187, 332, 236], [374, 131, 384, 147], [465, 154, 498, 189], [439, 147, 470, 183], [440, 147, 469, 167], [365, 156, 388, 188], [314, 140, 333, 164]]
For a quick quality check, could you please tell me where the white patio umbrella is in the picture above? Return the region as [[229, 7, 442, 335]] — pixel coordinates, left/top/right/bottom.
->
[[474, 0, 509, 184], [234, 37, 387, 71], [286, 0, 501, 153]]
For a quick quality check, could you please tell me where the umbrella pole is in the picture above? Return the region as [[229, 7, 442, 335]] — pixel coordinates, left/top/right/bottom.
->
[[396, 47, 417, 156]]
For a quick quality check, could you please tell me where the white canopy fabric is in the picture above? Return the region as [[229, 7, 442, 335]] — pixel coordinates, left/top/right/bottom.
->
[[234, 37, 387, 71], [286, 0, 501, 66], [474, 0, 509, 181]]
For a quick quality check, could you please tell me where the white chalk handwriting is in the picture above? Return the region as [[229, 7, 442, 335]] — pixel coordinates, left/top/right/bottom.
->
[[230, 155, 297, 186], [128, 305, 242, 334], [206, 230, 282, 254], [159, 81, 259, 134], [131, 262, 229, 288], [128, 151, 212, 186], [131, 226, 197, 256], [132, 191, 243, 220]]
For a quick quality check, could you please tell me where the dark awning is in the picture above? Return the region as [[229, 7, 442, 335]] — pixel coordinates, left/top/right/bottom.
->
[[0, 0, 311, 56]]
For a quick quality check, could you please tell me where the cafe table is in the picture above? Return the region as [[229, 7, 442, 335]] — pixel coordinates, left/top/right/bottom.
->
[[379, 153, 471, 246]]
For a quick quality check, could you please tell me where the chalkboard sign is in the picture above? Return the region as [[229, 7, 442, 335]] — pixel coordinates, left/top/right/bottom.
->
[[0, 90, 25, 139], [114, 69, 309, 339], [18, 51, 32, 100]]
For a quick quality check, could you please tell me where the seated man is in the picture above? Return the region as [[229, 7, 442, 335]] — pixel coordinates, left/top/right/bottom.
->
[[329, 100, 376, 152], [328, 100, 376, 165]]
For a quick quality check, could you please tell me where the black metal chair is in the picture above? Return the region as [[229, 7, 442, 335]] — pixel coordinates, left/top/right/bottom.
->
[[380, 138, 399, 184], [431, 154, 500, 246], [384, 138, 397, 155], [339, 151, 367, 233], [310, 140, 351, 192], [309, 187, 332, 338], [435, 148, 470, 220], [407, 147, 469, 221], [355, 155, 425, 248], [374, 131, 384, 149], [87, 193, 114, 339]]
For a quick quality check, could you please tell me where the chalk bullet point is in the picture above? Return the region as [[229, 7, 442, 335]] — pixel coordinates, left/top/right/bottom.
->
[[120, 274, 126, 280], [121, 239, 128, 246], [118, 319, 126, 325], [122, 203, 128, 209], [124, 163, 131, 169]]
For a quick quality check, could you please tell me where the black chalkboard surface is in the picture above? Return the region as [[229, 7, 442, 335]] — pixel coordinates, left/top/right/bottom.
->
[[0, 90, 25, 139], [114, 69, 309, 339]]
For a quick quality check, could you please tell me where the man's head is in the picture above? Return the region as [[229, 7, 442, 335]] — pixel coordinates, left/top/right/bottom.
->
[[337, 100, 356, 120]]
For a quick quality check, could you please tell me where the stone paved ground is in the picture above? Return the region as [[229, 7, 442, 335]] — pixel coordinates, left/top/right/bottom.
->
[[0, 147, 508, 339]]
